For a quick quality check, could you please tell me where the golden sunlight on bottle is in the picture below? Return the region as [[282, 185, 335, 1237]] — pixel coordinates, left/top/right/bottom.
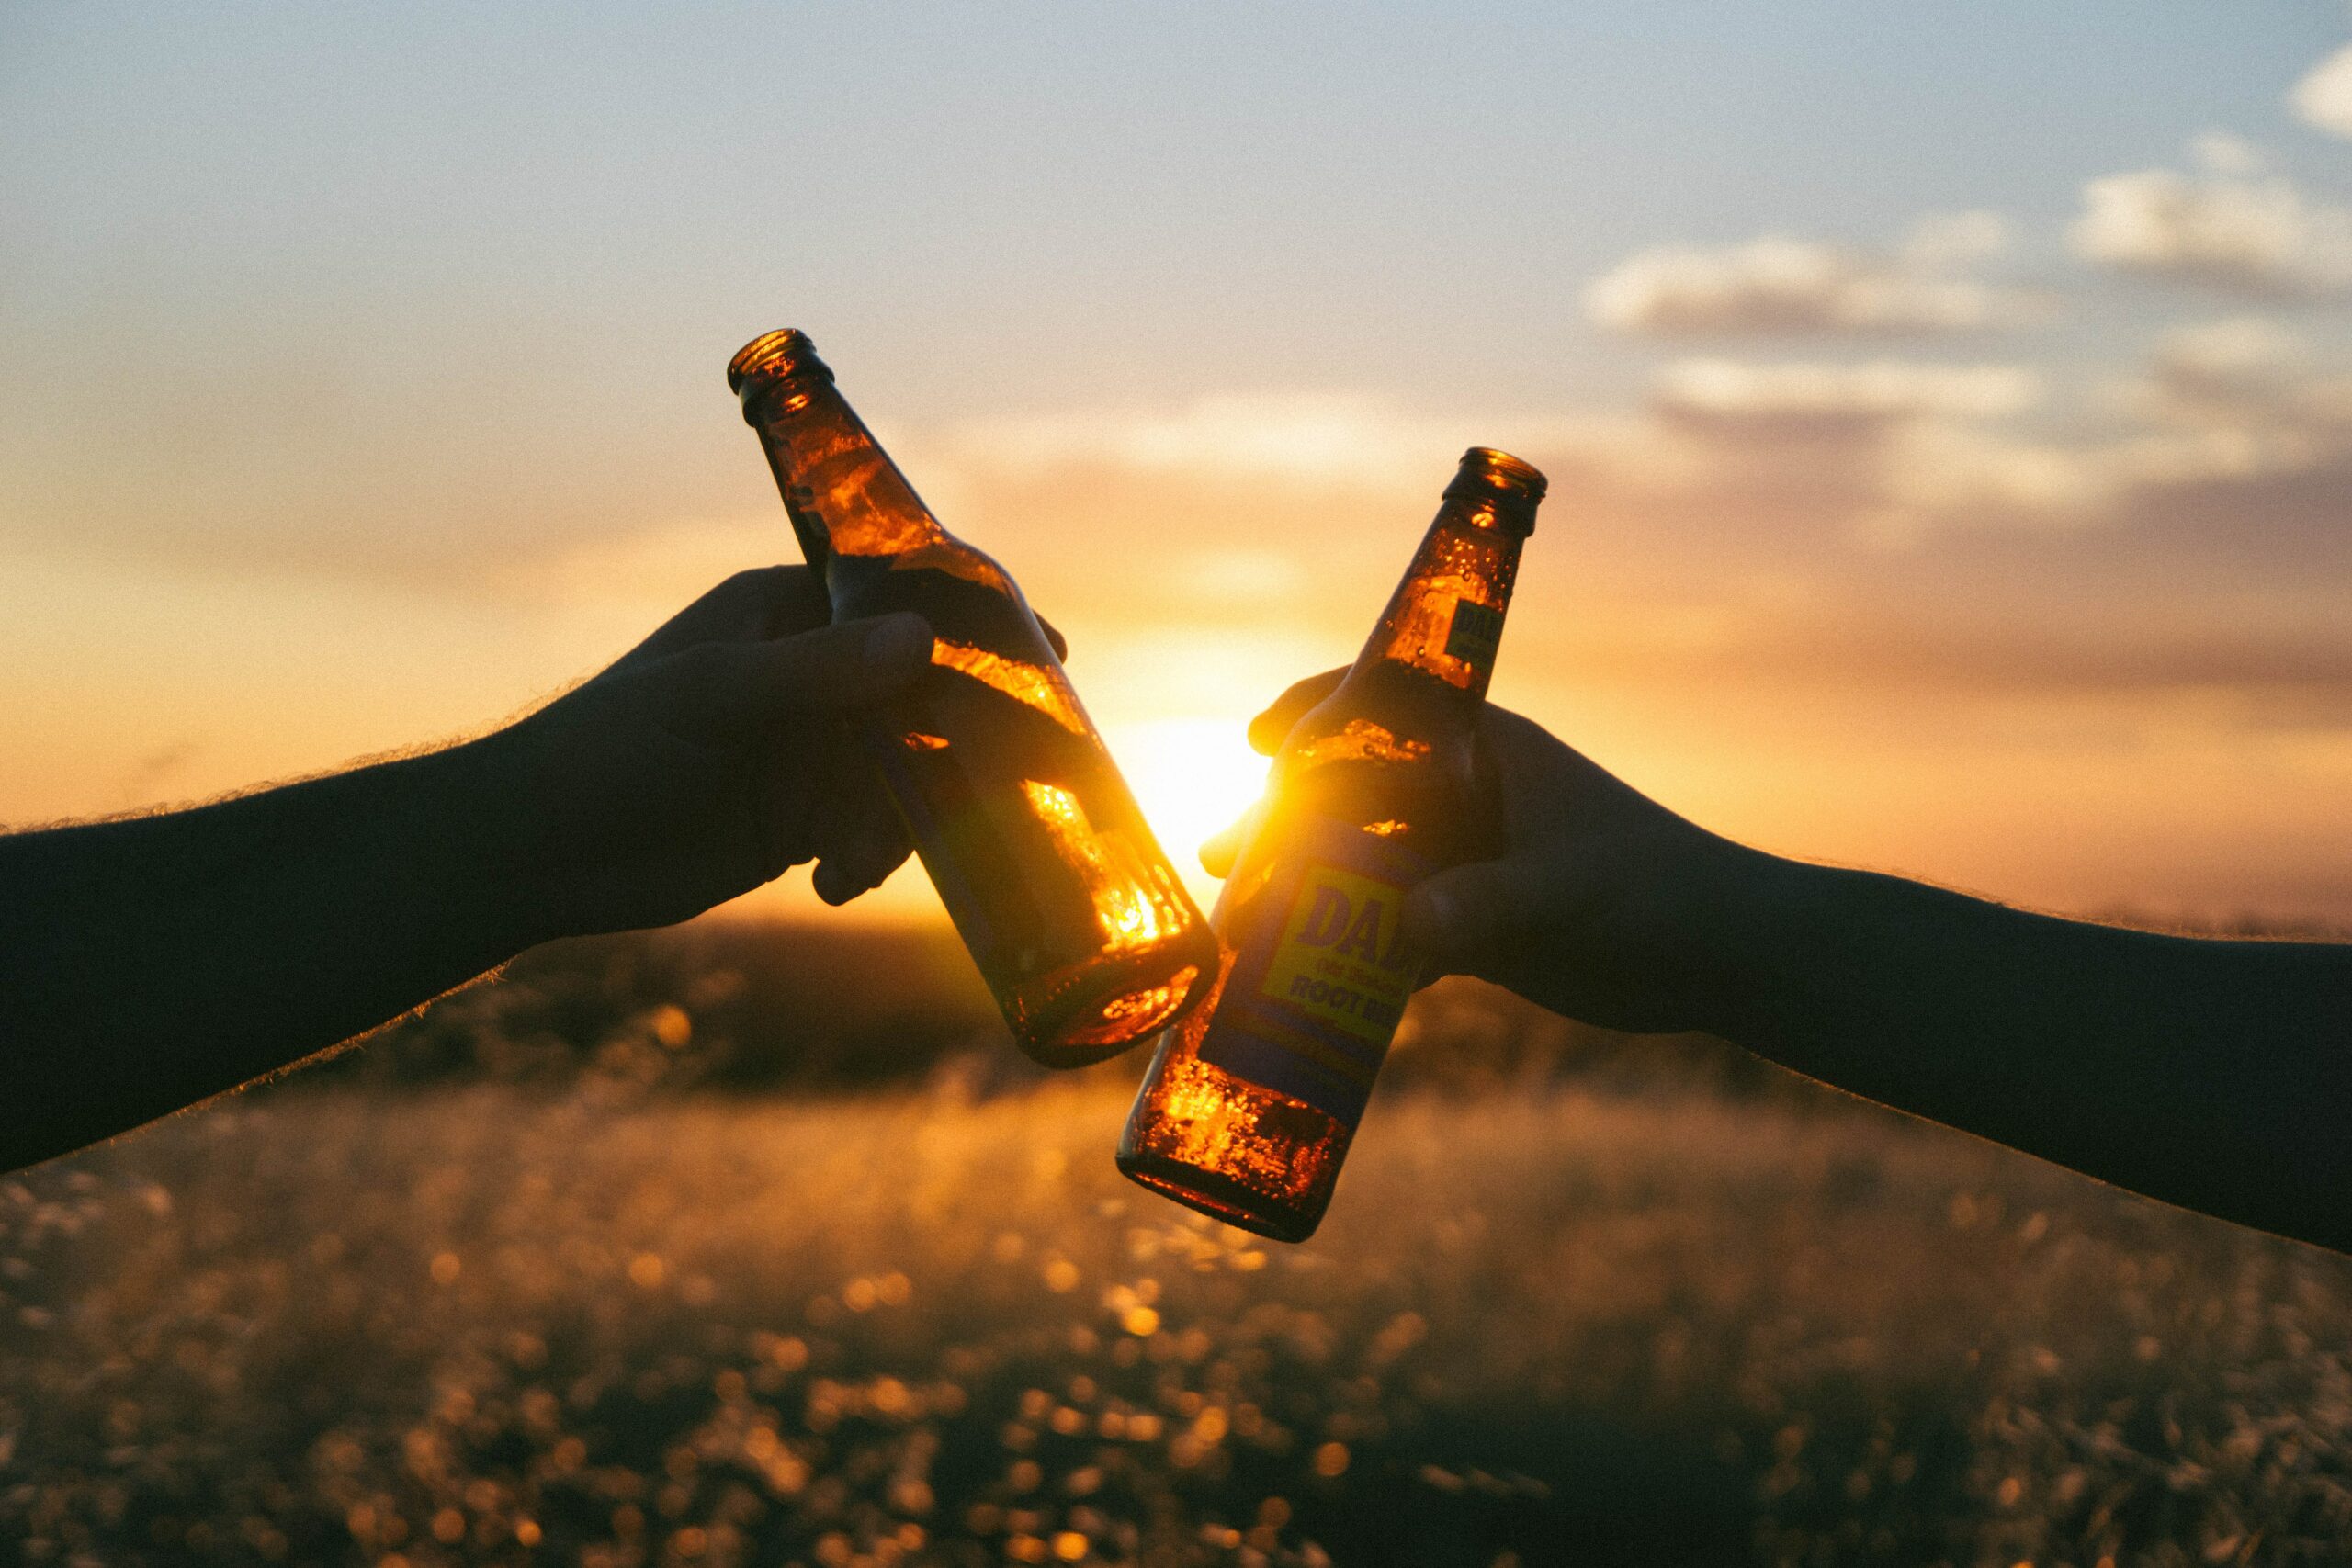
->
[[1118, 447, 1547, 1240], [729, 330, 1220, 1066]]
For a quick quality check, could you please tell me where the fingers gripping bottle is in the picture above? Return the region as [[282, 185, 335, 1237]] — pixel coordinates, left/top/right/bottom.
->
[[1117, 447, 1545, 1239], [729, 330, 1219, 1066]]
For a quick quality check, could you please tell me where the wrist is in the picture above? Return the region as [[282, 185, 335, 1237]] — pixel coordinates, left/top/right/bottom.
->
[[433, 726, 573, 954], [1677, 839, 1842, 1043]]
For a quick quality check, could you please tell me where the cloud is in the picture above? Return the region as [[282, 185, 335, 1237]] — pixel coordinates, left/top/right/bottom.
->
[[2188, 130, 2267, 177], [1599, 328, 2352, 551], [2099, 318, 2352, 553], [1651, 359, 2041, 434], [1584, 213, 2034, 337], [2134, 317, 2352, 425], [2292, 42, 2352, 138], [2070, 142, 2352, 297], [936, 360, 2094, 559], [1615, 358, 2093, 545]]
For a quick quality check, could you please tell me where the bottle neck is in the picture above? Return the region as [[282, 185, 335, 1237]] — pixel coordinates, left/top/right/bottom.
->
[[740, 375, 947, 562], [1354, 495, 1528, 699]]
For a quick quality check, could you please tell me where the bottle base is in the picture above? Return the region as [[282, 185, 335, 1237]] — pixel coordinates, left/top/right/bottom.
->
[[1011, 952, 1212, 1069], [1114, 1148, 1325, 1244]]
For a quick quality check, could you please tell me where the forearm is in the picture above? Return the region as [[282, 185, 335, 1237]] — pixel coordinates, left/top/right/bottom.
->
[[0, 733, 544, 1169], [1713, 856, 2352, 1250]]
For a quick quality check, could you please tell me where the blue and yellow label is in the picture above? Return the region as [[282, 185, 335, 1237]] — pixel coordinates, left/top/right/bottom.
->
[[1259, 863, 1415, 1042], [1196, 818, 1426, 1125]]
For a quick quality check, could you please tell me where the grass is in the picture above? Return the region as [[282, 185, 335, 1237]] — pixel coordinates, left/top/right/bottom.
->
[[3, 928, 2349, 1566], [7, 1083, 2352, 1567]]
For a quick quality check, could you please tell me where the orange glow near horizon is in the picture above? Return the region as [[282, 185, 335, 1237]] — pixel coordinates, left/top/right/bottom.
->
[[9, 550, 2352, 936]]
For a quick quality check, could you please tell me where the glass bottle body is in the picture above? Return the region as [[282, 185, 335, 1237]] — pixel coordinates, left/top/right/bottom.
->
[[730, 331, 1218, 1066], [1118, 449, 1543, 1239]]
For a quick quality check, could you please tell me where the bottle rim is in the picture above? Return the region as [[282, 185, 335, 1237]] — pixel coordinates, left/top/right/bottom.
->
[[1444, 446, 1547, 533], [1454, 446, 1546, 498], [728, 328, 835, 396]]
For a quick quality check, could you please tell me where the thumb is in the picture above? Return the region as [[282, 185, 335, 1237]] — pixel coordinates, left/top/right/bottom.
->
[[752, 612, 934, 709], [1402, 858, 1544, 977], [1247, 668, 1347, 756], [662, 612, 932, 738], [1197, 797, 1272, 881]]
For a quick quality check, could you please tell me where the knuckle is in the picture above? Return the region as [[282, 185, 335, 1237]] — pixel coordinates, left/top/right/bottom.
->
[[668, 640, 731, 679], [662, 642, 749, 698], [707, 568, 775, 613], [728, 564, 822, 632]]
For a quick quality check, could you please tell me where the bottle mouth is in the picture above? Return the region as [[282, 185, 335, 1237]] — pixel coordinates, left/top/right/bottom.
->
[[1444, 446, 1548, 532], [727, 329, 835, 398]]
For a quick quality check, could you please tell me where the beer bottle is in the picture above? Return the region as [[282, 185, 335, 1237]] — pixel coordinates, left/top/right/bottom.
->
[[729, 329, 1220, 1066], [1116, 447, 1546, 1239]]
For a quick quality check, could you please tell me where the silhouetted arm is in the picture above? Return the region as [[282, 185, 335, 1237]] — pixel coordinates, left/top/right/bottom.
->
[[1706, 860, 2352, 1252], [1, 741, 548, 1170], [1236, 672, 2352, 1254], [0, 568, 931, 1173]]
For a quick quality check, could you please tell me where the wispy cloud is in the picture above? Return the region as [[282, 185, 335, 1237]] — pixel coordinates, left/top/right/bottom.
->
[[2132, 317, 2352, 433], [2071, 139, 2352, 297], [1623, 358, 2097, 546], [1583, 213, 2036, 338], [933, 394, 1465, 488], [1652, 359, 2042, 432], [1615, 325, 2352, 552]]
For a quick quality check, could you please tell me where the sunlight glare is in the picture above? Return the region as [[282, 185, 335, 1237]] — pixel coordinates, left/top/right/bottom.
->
[[1103, 716, 1271, 899]]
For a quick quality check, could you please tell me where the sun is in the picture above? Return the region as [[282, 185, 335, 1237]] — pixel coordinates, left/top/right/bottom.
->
[[1102, 716, 1273, 903]]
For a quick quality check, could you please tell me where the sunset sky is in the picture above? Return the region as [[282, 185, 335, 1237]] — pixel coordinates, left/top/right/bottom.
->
[[6, 3, 2352, 924]]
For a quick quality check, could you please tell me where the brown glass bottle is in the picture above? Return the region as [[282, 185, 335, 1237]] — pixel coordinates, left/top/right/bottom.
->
[[729, 329, 1219, 1066], [1116, 447, 1545, 1239]]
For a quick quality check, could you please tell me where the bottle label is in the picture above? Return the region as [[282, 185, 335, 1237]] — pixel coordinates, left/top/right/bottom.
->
[[1444, 598, 1505, 671], [1196, 817, 1427, 1125]]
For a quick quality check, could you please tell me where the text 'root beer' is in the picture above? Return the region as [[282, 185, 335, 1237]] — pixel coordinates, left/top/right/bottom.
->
[[1117, 446, 1547, 1241], [729, 330, 1219, 1066]]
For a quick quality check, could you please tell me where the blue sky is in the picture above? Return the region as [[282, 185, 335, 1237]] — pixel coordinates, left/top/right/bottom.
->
[[6, 3, 2352, 919]]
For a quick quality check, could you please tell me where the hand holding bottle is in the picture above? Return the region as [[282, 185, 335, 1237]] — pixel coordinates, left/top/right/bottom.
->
[[730, 329, 1218, 1065], [1222, 675, 1778, 1039], [1233, 677, 2352, 1257], [1120, 449, 1548, 1241], [0, 565, 942, 1172], [498, 566, 936, 942]]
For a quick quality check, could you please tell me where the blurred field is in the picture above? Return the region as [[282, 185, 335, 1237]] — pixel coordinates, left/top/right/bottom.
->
[[5, 928, 2351, 1567]]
